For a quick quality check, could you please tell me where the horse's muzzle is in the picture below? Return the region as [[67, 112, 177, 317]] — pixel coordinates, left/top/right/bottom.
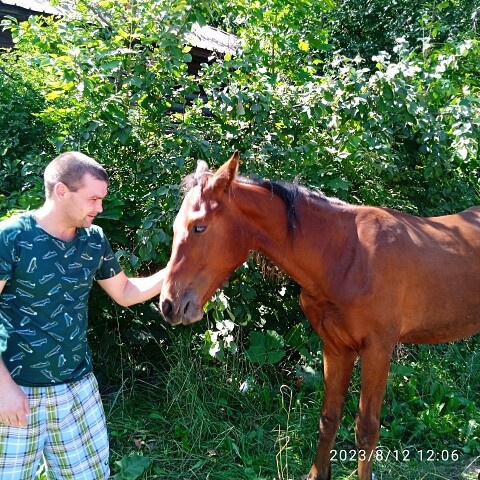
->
[[160, 298, 177, 324], [160, 291, 203, 325]]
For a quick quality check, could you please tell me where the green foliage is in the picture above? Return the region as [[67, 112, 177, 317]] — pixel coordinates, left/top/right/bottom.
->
[[323, 0, 480, 65], [246, 330, 286, 365], [113, 454, 151, 480], [210, 0, 335, 82], [0, 58, 54, 211], [383, 340, 480, 455]]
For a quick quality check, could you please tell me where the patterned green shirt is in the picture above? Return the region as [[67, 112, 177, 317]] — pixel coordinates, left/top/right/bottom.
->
[[0, 212, 122, 386]]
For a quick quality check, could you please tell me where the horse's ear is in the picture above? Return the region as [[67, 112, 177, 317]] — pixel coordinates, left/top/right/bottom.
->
[[209, 151, 239, 193], [195, 160, 210, 179]]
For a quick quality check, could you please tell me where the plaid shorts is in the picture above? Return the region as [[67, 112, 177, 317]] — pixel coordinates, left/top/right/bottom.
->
[[0, 373, 110, 480]]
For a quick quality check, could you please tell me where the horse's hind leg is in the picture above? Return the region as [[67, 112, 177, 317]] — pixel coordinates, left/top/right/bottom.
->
[[307, 345, 357, 480], [356, 345, 393, 480]]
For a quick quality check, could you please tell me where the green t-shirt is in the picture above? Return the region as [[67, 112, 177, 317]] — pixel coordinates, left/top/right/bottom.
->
[[0, 212, 122, 386]]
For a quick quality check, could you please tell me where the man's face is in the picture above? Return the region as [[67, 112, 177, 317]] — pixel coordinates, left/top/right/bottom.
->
[[62, 173, 108, 228]]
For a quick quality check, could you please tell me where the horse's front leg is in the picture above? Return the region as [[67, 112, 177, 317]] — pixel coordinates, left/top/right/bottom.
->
[[355, 345, 393, 480], [307, 345, 357, 480]]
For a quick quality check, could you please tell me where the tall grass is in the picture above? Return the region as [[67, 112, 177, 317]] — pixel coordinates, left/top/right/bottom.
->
[[106, 327, 284, 479], [99, 325, 480, 480]]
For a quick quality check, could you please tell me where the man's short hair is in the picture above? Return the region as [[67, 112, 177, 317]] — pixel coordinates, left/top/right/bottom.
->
[[44, 152, 109, 198]]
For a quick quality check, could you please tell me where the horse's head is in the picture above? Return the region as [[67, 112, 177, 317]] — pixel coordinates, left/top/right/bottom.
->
[[160, 151, 251, 325]]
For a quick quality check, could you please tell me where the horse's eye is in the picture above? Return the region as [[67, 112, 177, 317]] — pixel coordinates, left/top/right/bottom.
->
[[193, 225, 207, 234]]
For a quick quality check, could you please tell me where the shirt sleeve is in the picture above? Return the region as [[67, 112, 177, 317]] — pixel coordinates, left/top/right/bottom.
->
[[0, 325, 8, 355], [0, 220, 16, 353], [0, 220, 18, 281]]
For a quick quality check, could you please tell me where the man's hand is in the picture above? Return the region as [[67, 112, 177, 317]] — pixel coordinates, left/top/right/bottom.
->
[[0, 360, 30, 427]]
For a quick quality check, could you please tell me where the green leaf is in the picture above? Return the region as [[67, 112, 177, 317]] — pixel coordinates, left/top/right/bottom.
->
[[246, 331, 285, 365], [284, 323, 307, 348], [101, 60, 122, 71], [45, 90, 65, 101], [113, 455, 151, 480]]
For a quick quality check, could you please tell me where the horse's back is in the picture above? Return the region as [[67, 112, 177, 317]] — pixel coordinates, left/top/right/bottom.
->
[[431, 205, 480, 227]]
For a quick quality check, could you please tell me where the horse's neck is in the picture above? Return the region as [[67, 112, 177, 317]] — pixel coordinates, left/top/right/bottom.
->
[[231, 183, 289, 258], [235, 183, 355, 292]]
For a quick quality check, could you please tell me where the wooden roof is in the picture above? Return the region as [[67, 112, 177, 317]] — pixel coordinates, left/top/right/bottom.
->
[[1, 0, 63, 15], [0, 0, 64, 48]]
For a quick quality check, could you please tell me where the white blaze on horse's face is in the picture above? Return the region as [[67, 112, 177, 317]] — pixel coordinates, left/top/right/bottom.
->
[[160, 187, 208, 325], [160, 152, 245, 325]]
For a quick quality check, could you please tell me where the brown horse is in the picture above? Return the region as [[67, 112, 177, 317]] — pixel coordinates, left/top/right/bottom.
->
[[160, 151, 480, 480]]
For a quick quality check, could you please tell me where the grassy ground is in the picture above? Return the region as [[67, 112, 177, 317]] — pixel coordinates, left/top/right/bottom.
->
[[32, 325, 480, 480], [104, 380, 480, 480], [101, 330, 480, 480]]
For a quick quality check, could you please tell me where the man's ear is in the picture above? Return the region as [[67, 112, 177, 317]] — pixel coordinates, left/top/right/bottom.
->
[[53, 182, 68, 199]]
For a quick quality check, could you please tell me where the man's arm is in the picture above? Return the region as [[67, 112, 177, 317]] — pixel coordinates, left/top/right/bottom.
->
[[0, 280, 30, 427], [97, 268, 166, 308]]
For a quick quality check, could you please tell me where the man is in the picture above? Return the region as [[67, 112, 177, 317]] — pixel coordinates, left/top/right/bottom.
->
[[0, 151, 165, 479]]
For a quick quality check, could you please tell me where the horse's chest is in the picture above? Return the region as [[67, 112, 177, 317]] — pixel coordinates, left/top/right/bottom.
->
[[300, 294, 353, 347]]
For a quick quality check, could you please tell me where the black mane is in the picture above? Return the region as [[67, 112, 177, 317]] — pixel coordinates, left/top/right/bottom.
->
[[239, 177, 300, 236], [181, 169, 344, 237]]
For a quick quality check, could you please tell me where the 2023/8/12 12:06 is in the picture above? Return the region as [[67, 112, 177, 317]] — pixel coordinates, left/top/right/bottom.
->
[[330, 448, 461, 463]]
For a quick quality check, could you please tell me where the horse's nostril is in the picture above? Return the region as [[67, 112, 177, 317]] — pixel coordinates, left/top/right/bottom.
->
[[161, 299, 173, 319]]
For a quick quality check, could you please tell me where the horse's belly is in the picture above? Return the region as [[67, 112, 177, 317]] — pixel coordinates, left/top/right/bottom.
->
[[399, 304, 480, 344]]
